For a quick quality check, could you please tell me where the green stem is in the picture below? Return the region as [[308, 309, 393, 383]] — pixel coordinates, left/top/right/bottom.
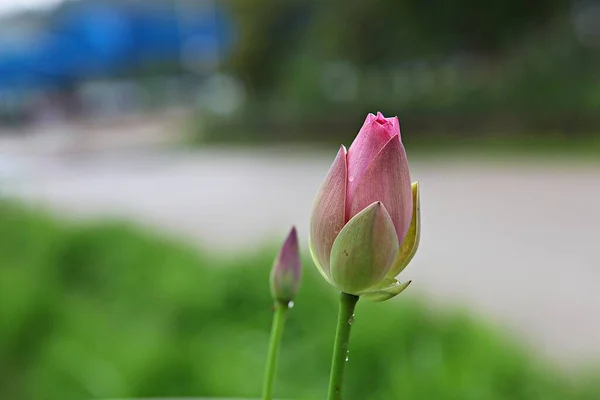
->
[[261, 300, 289, 400], [327, 292, 359, 400]]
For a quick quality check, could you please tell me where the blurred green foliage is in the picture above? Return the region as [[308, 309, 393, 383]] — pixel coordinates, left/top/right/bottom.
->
[[227, 0, 571, 95], [0, 201, 599, 400], [198, 0, 600, 143]]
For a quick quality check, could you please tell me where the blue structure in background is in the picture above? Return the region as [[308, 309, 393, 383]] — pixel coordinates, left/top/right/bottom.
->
[[0, 1, 235, 92]]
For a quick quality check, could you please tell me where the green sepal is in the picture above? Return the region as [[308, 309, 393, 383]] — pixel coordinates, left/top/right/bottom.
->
[[360, 279, 412, 302], [330, 202, 399, 294], [388, 181, 421, 279]]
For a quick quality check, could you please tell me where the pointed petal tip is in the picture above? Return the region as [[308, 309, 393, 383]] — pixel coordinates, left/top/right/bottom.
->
[[362, 200, 389, 216], [287, 225, 298, 241], [281, 226, 299, 254], [391, 116, 400, 133]]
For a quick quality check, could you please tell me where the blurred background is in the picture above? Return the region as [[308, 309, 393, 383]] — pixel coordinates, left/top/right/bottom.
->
[[1, 0, 599, 399]]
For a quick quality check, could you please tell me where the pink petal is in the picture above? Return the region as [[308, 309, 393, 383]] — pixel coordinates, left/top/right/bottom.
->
[[375, 112, 399, 133], [365, 112, 378, 123], [348, 135, 413, 244], [310, 145, 347, 278], [346, 113, 401, 219], [389, 116, 401, 138]]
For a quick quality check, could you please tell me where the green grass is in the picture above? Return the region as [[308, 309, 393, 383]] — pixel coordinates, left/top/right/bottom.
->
[[0, 201, 598, 400]]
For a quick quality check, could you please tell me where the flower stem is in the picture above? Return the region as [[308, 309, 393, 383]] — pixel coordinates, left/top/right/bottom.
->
[[262, 300, 289, 400], [327, 292, 359, 400]]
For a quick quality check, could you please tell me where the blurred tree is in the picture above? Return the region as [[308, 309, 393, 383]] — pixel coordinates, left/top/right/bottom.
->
[[403, 0, 571, 53], [305, 0, 572, 62], [226, 0, 572, 69], [207, 0, 600, 140], [226, 0, 314, 96]]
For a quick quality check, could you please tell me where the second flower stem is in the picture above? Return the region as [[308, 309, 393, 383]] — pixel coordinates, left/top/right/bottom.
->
[[327, 292, 359, 400], [262, 300, 289, 400]]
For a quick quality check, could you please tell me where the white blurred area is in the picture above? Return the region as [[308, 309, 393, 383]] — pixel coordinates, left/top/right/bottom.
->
[[0, 0, 62, 15], [1, 115, 599, 368]]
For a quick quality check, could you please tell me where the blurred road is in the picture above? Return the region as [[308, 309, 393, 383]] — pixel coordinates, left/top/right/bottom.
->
[[1, 125, 599, 367]]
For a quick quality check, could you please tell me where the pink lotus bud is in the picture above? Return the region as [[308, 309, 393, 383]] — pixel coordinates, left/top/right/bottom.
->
[[310, 112, 418, 299], [270, 227, 302, 303]]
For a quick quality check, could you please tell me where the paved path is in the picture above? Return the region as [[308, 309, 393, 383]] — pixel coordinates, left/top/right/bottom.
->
[[1, 143, 599, 367]]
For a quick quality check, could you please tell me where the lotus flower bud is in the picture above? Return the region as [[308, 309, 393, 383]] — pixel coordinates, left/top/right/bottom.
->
[[270, 227, 302, 303], [310, 112, 420, 301]]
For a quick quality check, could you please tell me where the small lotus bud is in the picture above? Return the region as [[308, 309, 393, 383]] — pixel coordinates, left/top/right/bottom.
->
[[270, 227, 302, 303]]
